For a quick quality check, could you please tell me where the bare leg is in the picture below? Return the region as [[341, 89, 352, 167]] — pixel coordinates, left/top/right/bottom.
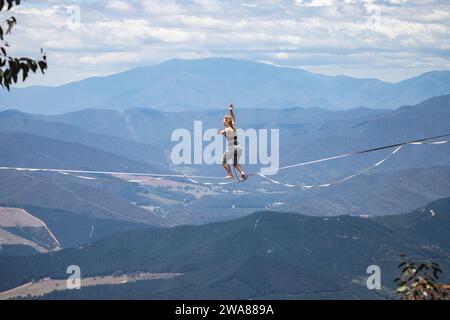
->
[[223, 163, 233, 178], [233, 164, 246, 178]]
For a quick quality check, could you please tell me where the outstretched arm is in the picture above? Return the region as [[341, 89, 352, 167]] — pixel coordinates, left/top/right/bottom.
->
[[229, 104, 235, 122]]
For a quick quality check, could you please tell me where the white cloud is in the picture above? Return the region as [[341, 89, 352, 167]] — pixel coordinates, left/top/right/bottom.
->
[[306, 0, 336, 7], [3, 0, 449, 86], [107, 1, 134, 12]]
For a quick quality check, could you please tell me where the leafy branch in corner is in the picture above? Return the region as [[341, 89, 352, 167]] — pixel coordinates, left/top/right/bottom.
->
[[395, 254, 448, 300], [0, 0, 47, 90]]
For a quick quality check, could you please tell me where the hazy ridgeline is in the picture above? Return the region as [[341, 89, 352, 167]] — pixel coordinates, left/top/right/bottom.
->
[[0, 59, 449, 299]]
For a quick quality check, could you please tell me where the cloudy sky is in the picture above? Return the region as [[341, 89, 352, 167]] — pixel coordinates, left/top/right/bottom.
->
[[4, 0, 450, 86]]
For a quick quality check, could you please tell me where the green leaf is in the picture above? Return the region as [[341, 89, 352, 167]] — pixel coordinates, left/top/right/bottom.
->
[[397, 286, 407, 293]]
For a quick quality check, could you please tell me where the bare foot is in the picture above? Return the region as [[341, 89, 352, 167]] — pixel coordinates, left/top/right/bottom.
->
[[224, 175, 234, 179]]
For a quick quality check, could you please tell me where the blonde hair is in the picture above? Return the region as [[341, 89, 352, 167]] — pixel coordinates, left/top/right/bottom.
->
[[224, 115, 235, 130]]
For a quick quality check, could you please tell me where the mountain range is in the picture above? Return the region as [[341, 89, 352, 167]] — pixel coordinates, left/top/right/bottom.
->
[[1, 58, 450, 114], [0, 197, 449, 299], [0, 95, 449, 228], [0, 59, 449, 300]]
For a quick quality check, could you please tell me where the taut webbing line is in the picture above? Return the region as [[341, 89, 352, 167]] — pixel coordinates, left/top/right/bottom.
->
[[257, 145, 403, 189], [0, 134, 448, 188], [269, 133, 450, 173]]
